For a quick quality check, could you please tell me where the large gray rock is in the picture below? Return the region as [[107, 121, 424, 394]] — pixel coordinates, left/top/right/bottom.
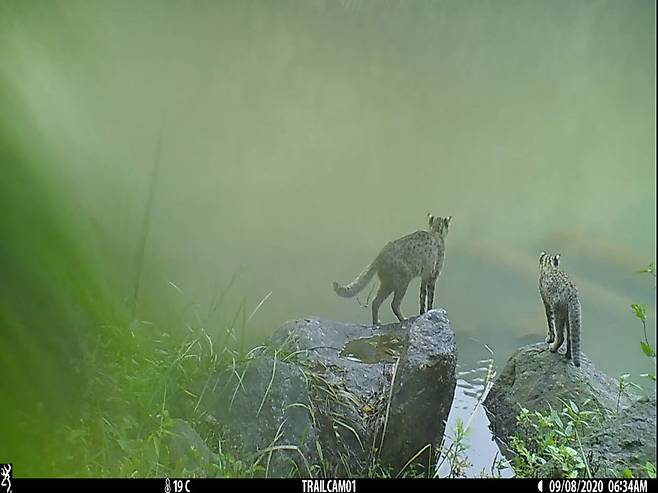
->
[[197, 309, 457, 477], [483, 343, 631, 445], [379, 311, 457, 469], [484, 343, 655, 478], [271, 309, 457, 476]]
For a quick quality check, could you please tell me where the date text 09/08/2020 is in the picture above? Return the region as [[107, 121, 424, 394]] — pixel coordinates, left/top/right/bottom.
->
[[545, 479, 648, 493]]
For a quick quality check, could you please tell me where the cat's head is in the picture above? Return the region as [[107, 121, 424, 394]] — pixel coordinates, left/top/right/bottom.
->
[[428, 214, 451, 237], [539, 251, 560, 269]]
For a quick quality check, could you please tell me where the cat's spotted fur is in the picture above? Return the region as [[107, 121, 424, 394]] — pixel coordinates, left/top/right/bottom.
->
[[539, 252, 581, 367], [333, 214, 451, 325]]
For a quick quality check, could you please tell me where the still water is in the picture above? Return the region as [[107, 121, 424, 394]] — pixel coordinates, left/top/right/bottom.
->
[[439, 363, 514, 478], [2, 0, 655, 476]]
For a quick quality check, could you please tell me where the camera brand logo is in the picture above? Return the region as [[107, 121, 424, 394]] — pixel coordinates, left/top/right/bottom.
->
[[0, 464, 12, 493]]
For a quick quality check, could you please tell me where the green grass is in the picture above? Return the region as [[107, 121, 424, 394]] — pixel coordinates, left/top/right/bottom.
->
[[56, 316, 260, 477]]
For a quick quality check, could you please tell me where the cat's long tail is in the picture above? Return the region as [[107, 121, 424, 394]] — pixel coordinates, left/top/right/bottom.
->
[[333, 261, 377, 298], [569, 300, 581, 367]]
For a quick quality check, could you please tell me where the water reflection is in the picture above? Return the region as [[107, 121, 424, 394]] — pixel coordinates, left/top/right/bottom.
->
[[437, 343, 514, 478]]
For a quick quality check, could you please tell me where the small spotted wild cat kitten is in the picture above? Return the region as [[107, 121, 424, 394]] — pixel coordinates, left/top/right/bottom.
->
[[333, 214, 451, 325], [538, 252, 581, 367]]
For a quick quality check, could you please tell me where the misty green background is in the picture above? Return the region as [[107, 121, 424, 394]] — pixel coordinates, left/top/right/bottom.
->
[[1, 0, 655, 475]]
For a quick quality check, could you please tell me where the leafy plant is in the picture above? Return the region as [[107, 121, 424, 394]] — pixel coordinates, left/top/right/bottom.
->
[[631, 304, 655, 361], [435, 417, 472, 478], [509, 400, 604, 478], [631, 262, 656, 382], [613, 462, 656, 480], [616, 374, 642, 414]]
